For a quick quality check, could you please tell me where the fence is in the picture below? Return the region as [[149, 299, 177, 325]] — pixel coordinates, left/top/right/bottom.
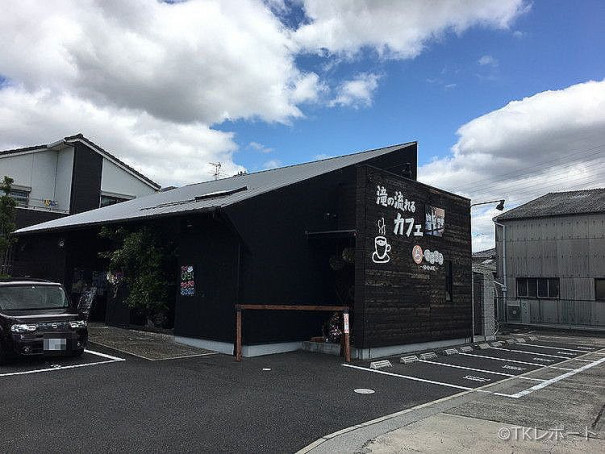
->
[[499, 297, 605, 330]]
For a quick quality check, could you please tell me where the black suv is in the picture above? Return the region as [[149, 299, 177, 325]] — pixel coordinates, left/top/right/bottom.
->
[[0, 278, 88, 364]]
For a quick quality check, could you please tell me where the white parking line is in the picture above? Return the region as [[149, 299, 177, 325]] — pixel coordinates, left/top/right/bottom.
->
[[85, 349, 126, 361], [510, 355, 605, 398], [458, 352, 573, 370], [490, 347, 575, 360], [418, 359, 545, 382], [341, 363, 515, 398], [520, 343, 588, 353], [0, 349, 124, 378]]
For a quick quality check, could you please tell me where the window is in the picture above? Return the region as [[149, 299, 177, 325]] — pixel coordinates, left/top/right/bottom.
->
[[517, 278, 559, 299], [596, 279, 605, 301], [100, 194, 129, 208], [445, 260, 453, 302], [8, 188, 29, 207]]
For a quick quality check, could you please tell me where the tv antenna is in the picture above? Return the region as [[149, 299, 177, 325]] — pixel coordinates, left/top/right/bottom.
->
[[209, 162, 222, 180]]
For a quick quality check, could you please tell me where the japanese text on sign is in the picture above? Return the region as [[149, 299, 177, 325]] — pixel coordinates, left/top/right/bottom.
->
[[180, 265, 195, 296]]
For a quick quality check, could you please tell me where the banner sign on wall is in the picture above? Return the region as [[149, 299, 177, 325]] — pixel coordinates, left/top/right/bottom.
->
[[180, 265, 195, 296], [425, 205, 445, 237]]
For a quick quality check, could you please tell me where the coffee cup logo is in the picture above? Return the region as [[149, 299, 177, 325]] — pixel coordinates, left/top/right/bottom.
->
[[372, 235, 391, 263]]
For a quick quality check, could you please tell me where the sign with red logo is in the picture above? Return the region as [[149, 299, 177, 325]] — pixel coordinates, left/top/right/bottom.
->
[[412, 245, 423, 264]]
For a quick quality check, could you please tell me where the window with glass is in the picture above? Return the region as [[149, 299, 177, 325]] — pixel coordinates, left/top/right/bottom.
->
[[100, 194, 129, 207], [9, 188, 29, 207], [517, 277, 559, 298]]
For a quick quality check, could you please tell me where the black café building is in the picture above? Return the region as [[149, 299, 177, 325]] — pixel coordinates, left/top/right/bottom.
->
[[13, 142, 472, 359]]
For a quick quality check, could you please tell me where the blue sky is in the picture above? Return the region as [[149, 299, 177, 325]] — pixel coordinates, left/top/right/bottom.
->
[[0, 0, 604, 250], [226, 0, 605, 172]]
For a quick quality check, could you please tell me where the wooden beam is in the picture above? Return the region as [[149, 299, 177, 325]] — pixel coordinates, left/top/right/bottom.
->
[[343, 310, 351, 363], [236, 304, 348, 312]]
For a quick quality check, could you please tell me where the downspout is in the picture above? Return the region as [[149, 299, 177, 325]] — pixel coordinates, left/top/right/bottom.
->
[[494, 221, 508, 320]]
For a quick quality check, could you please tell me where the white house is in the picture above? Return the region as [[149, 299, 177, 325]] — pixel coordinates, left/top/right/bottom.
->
[[0, 134, 160, 229]]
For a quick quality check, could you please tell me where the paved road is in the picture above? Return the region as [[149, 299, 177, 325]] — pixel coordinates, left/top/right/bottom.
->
[[1, 331, 603, 453]]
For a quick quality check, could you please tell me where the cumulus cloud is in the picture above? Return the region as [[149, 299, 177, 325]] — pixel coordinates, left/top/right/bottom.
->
[[0, 87, 243, 186], [294, 0, 528, 58], [329, 73, 381, 108], [0, 0, 320, 125], [419, 80, 605, 251], [0, 0, 531, 187]]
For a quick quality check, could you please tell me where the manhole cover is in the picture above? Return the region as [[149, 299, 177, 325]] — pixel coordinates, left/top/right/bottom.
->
[[354, 388, 375, 394]]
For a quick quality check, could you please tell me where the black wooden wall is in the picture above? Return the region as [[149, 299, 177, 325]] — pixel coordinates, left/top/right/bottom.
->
[[70, 142, 103, 214], [354, 166, 471, 348]]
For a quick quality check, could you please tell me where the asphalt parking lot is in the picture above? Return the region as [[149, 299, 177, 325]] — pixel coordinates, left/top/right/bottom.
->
[[1, 331, 604, 453]]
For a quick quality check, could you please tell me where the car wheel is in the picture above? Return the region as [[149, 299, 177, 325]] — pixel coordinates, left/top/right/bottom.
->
[[71, 349, 85, 358]]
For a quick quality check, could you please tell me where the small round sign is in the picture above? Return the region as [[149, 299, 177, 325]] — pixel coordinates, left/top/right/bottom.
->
[[354, 388, 375, 394], [412, 245, 423, 264]]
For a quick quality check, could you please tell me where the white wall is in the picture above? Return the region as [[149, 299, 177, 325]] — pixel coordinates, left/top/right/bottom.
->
[[0, 149, 73, 212], [101, 158, 157, 199], [54, 147, 74, 212]]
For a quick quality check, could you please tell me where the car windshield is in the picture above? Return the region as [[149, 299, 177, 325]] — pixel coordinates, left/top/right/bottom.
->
[[0, 285, 69, 311]]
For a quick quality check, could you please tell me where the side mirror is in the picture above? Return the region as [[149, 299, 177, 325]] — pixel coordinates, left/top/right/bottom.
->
[[77, 287, 97, 320]]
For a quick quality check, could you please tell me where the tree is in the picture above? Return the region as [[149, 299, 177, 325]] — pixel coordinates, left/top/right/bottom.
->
[[0, 176, 17, 275], [99, 226, 170, 325]]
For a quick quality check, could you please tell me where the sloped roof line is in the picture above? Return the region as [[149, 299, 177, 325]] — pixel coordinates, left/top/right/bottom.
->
[[0, 133, 161, 190], [494, 188, 605, 221], [63, 134, 160, 190], [177, 141, 416, 190], [15, 141, 417, 235]]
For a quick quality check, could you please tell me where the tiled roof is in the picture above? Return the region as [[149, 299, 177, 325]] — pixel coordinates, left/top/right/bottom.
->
[[16, 142, 416, 234], [495, 188, 605, 221]]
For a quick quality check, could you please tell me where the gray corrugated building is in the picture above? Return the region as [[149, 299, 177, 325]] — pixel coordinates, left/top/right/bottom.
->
[[494, 189, 605, 329]]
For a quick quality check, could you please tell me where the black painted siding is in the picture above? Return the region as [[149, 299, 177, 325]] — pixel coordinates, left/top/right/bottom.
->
[[174, 214, 240, 342], [15, 207, 66, 230], [70, 142, 103, 214], [355, 166, 471, 348]]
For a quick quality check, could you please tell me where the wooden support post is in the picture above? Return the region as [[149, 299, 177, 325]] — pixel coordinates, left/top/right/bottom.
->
[[235, 307, 242, 362], [343, 310, 351, 363]]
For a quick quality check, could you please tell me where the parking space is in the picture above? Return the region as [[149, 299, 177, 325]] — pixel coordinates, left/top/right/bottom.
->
[[0, 348, 125, 378], [347, 335, 605, 400]]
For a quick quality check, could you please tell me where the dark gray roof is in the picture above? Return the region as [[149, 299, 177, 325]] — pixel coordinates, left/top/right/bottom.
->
[[472, 248, 496, 259], [1, 133, 161, 190], [16, 142, 416, 234], [495, 188, 605, 222]]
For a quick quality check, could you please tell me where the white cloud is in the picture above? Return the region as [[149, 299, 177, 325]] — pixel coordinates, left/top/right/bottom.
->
[[329, 73, 381, 108], [0, 0, 320, 125], [263, 159, 282, 170], [0, 0, 531, 189], [0, 87, 243, 186], [248, 142, 274, 154], [478, 55, 498, 67], [294, 0, 529, 59], [419, 80, 605, 251]]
